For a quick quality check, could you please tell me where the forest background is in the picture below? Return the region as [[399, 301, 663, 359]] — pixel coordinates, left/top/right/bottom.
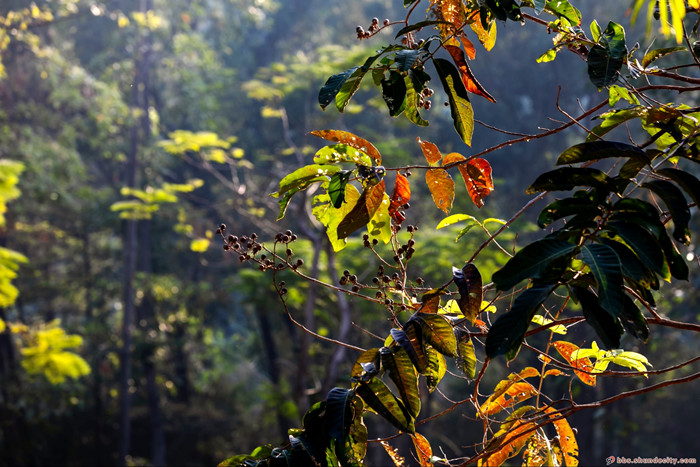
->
[[0, 0, 698, 466]]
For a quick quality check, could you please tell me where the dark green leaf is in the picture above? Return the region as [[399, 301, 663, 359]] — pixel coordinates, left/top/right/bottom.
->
[[587, 107, 644, 142], [600, 238, 658, 289], [526, 167, 612, 194], [335, 67, 368, 112], [273, 165, 341, 220], [620, 295, 650, 341], [414, 312, 457, 357], [391, 326, 428, 374], [325, 388, 354, 441], [319, 67, 359, 110], [329, 171, 352, 208], [581, 243, 624, 318], [485, 283, 557, 360], [656, 168, 700, 209], [380, 70, 407, 117], [658, 229, 689, 280], [336, 396, 368, 467], [492, 238, 578, 291], [404, 72, 429, 127], [395, 49, 421, 71], [537, 197, 603, 228], [619, 154, 650, 179], [453, 263, 482, 324], [380, 347, 421, 419], [434, 58, 474, 146], [543, 0, 581, 25], [356, 378, 414, 434], [588, 44, 623, 89], [607, 221, 667, 279], [572, 286, 623, 349], [642, 180, 691, 244], [557, 141, 647, 165], [394, 20, 451, 38]]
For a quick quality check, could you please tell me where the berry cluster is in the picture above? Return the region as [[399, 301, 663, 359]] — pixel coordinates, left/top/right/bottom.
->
[[217, 224, 303, 272], [356, 17, 390, 39], [418, 87, 434, 110]]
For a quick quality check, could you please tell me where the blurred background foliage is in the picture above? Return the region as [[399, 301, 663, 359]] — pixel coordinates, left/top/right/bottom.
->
[[0, 0, 698, 465]]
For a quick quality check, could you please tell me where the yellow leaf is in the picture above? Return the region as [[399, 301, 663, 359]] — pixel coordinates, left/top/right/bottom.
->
[[544, 407, 579, 466], [190, 238, 210, 253]]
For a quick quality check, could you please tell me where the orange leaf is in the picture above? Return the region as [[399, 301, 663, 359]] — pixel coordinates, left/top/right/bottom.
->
[[509, 367, 540, 381], [310, 129, 382, 164], [426, 168, 455, 214], [445, 45, 496, 103], [543, 368, 565, 378], [480, 381, 538, 417], [544, 407, 579, 467], [381, 440, 405, 466], [434, 0, 466, 46], [389, 173, 411, 224], [552, 341, 596, 386], [458, 158, 493, 208], [479, 419, 537, 467], [417, 138, 442, 165], [460, 34, 477, 59], [365, 180, 386, 218], [442, 152, 466, 167], [411, 433, 433, 467]]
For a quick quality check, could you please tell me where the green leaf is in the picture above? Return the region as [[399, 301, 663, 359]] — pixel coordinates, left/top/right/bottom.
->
[[456, 331, 477, 379], [572, 286, 623, 350], [543, 0, 581, 25], [608, 85, 640, 106], [642, 180, 691, 244], [641, 46, 686, 67], [273, 165, 340, 203], [485, 283, 557, 360], [453, 263, 482, 324], [492, 238, 578, 291], [656, 168, 700, 209], [413, 313, 457, 357], [313, 183, 361, 252], [434, 58, 474, 146], [394, 20, 452, 39], [336, 67, 368, 112], [436, 214, 478, 230], [537, 197, 603, 228], [381, 70, 407, 117], [404, 72, 429, 127], [325, 388, 354, 441], [607, 221, 667, 280], [337, 182, 385, 240], [587, 22, 627, 89], [526, 167, 612, 194], [391, 326, 428, 374], [581, 243, 624, 318], [600, 238, 658, 290], [590, 19, 602, 42], [328, 171, 352, 208], [620, 295, 650, 341], [587, 107, 644, 142], [356, 378, 414, 434], [658, 229, 689, 280], [380, 347, 421, 419], [319, 67, 359, 110], [313, 144, 372, 167], [424, 347, 446, 393], [556, 141, 647, 165]]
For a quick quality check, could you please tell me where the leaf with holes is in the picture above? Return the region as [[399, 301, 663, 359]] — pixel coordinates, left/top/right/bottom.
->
[[479, 381, 538, 417], [544, 406, 579, 467], [417, 138, 442, 165]]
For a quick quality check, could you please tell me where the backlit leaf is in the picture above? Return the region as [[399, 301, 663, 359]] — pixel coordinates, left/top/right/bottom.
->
[[310, 130, 381, 165], [552, 341, 596, 386], [313, 183, 361, 251], [319, 67, 359, 110], [388, 173, 411, 224], [480, 381, 538, 417], [531, 314, 567, 334], [392, 326, 428, 374], [641, 46, 686, 67], [544, 407, 579, 467], [414, 313, 457, 357], [351, 348, 381, 381], [328, 170, 352, 208], [479, 418, 537, 467], [492, 238, 578, 291], [410, 433, 433, 467], [380, 441, 405, 466], [337, 181, 386, 239], [424, 347, 446, 392], [456, 330, 477, 378], [356, 378, 414, 434], [273, 164, 341, 220], [485, 283, 557, 360], [462, 158, 494, 207], [336, 67, 368, 112], [426, 168, 455, 214], [313, 144, 372, 166], [404, 73, 429, 127], [434, 58, 474, 146], [444, 45, 496, 103], [381, 347, 421, 419], [417, 138, 442, 165]]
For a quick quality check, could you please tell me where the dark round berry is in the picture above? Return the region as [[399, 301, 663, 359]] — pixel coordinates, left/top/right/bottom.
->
[[279, 281, 286, 287], [383, 18, 390, 26], [371, 17, 379, 25], [416, 277, 424, 286], [372, 277, 380, 284], [356, 25, 363, 33], [219, 224, 226, 231], [349, 274, 357, 283], [340, 277, 348, 285], [343, 269, 350, 277], [286, 248, 293, 256], [351, 285, 360, 293], [296, 259, 304, 267]]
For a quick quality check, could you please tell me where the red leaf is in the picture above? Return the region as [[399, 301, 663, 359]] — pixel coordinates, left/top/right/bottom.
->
[[445, 45, 496, 103], [310, 129, 382, 164], [417, 138, 441, 165], [460, 34, 476, 60], [461, 158, 494, 208], [389, 173, 411, 224]]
